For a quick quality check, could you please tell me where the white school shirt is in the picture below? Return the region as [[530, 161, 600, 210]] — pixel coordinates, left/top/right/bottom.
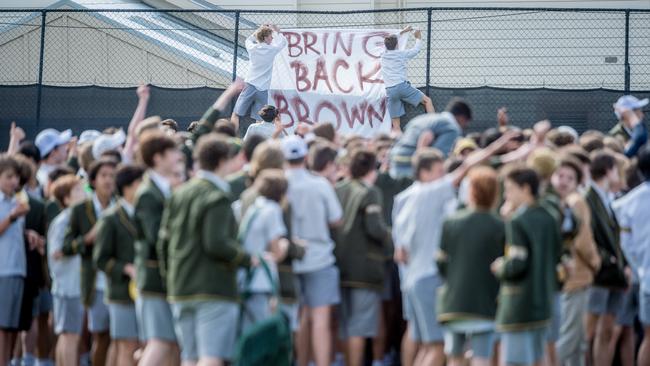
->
[[613, 182, 650, 293], [392, 175, 457, 289], [380, 39, 421, 88], [245, 32, 288, 91], [286, 168, 342, 274], [48, 209, 81, 297], [0, 191, 26, 277]]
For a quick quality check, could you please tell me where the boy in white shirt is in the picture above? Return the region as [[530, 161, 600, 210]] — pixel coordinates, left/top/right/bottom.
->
[[231, 24, 288, 132], [381, 26, 434, 133]]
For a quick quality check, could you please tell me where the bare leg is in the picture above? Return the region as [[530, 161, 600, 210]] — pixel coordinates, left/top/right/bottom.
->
[[197, 357, 223, 366], [91, 331, 110, 366], [584, 313, 597, 366], [638, 326, 650, 366], [545, 342, 558, 366], [421, 95, 434, 113], [416, 343, 445, 366], [471, 357, 491, 366], [311, 306, 333, 366], [401, 324, 418, 366], [37, 312, 53, 361], [115, 340, 139, 366], [0, 330, 19, 366], [593, 314, 618, 366], [391, 118, 401, 132], [140, 339, 179, 366], [372, 305, 387, 363], [345, 337, 365, 366], [57, 334, 80, 366], [617, 325, 634, 366], [296, 307, 311, 366]]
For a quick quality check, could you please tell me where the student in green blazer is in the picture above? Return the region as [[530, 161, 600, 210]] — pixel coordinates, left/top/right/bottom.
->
[[132, 131, 182, 366], [157, 133, 256, 365], [94, 164, 144, 366], [436, 166, 505, 366], [491, 165, 562, 366], [335, 149, 393, 366], [62, 157, 117, 366], [584, 150, 627, 366]]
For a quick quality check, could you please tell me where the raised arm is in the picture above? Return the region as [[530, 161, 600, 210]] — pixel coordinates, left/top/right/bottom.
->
[[192, 78, 245, 143], [123, 85, 150, 162]]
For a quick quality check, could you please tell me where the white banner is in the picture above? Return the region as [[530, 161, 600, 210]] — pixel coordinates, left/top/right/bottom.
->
[[269, 29, 404, 137]]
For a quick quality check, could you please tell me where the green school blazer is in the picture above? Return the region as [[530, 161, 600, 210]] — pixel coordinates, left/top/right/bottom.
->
[[62, 199, 98, 307], [94, 204, 137, 303]]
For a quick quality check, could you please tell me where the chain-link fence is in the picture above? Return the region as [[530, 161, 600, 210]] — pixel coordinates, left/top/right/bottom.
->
[[0, 7, 649, 142]]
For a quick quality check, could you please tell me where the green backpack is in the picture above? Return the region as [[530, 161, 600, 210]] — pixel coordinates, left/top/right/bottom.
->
[[233, 208, 293, 366]]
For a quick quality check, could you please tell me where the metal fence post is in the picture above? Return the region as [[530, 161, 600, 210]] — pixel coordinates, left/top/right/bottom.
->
[[36, 10, 47, 129], [425, 8, 432, 98], [232, 11, 240, 81], [624, 10, 630, 95]]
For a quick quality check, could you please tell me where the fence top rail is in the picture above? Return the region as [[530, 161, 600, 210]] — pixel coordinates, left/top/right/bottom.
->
[[0, 7, 648, 14]]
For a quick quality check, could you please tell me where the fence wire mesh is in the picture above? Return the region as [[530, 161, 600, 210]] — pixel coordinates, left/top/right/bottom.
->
[[0, 7, 648, 142]]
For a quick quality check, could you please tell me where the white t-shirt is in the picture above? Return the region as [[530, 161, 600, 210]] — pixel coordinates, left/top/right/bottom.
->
[[380, 39, 421, 88], [239, 196, 287, 293], [48, 209, 81, 297], [286, 168, 343, 274], [393, 175, 457, 289], [245, 33, 288, 91]]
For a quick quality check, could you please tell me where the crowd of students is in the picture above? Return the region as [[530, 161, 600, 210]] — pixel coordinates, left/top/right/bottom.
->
[[0, 24, 649, 366]]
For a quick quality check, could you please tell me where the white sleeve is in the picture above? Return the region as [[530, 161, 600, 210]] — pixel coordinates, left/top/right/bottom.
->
[[419, 175, 456, 209], [403, 39, 422, 59], [271, 32, 288, 53], [265, 205, 288, 241], [613, 200, 641, 274], [245, 34, 257, 51]]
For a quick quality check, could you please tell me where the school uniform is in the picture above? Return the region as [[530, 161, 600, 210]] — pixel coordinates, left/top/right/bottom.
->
[[286, 167, 343, 308], [392, 175, 458, 343], [584, 184, 627, 316], [436, 208, 505, 359], [240, 187, 306, 331], [233, 32, 288, 120], [157, 170, 251, 361], [613, 182, 650, 325], [389, 113, 461, 178], [494, 204, 562, 365], [62, 194, 114, 333], [48, 209, 84, 335], [335, 179, 393, 340], [133, 172, 176, 342], [380, 38, 424, 119], [94, 200, 139, 340], [0, 191, 26, 330]]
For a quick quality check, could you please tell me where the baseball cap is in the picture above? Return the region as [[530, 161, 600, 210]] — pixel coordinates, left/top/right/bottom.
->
[[281, 135, 308, 160], [78, 130, 102, 145], [92, 129, 126, 159], [614, 95, 649, 111], [35, 128, 72, 157]]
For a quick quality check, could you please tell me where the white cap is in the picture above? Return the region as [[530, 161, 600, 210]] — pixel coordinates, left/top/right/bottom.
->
[[614, 95, 649, 111], [281, 135, 308, 160], [92, 129, 126, 159], [35, 128, 72, 157], [78, 130, 102, 145], [557, 126, 579, 142]]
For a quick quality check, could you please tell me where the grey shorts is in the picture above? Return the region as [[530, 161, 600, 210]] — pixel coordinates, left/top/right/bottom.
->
[[136, 295, 177, 342], [546, 292, 562, 342], [233, 82, 267, 120], [640, 289, 650, 325], [386, 81, 425, 118], [0, 275, 24, 330], [109, 303, 139, 340], [171, 300, 239, 362], [500, 327, 546, 365], [241, 293, 273, 332], [617, 285, 638, 326], [32, 288, 53, 316], [53, 295, 84, 335], [338, 288, 381, 339], [444, 331, 495, 359], [280, 301, 299, 332], [297, 265, 341, 308], [588, 286, 624, 315], [406, 275, 444, 343], [88, 290, 110, 333]]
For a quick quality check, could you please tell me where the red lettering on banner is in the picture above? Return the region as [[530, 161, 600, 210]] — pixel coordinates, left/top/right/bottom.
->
[[313, 57, 334, 93], [362, 31, 389, 59], [290, 61, 312, 91], [357, 61, 383, 91], [284, 32, 302, 57], [367, 98, 387, 126], [315, 101, 342, 129], [273, 93, 295, 128], [322, 32, 329, 55], [291, 96, 312, 124], [303, 32, 320, 55], [332, 59, 352, 94], [334, 32, 354, 56], [340, 101, 368, 128]]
